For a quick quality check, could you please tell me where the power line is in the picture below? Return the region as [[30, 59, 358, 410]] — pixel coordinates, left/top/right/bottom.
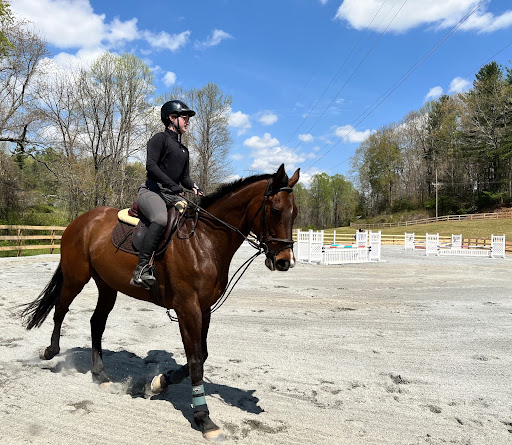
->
[[301, 0, 487, 175], [285, 0, 409, 160], [277, 0, 393, 153], [322, 37, 512, 175]]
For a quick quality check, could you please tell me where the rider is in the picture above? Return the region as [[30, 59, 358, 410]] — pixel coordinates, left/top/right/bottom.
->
[[130, 100, 203, 289]]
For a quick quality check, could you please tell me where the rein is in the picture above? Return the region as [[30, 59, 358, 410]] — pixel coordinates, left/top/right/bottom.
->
[[165, 181, 294, 322]]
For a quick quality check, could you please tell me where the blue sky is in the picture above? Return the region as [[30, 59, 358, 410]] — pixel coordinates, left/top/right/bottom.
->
[[10, 0, 512, 185]]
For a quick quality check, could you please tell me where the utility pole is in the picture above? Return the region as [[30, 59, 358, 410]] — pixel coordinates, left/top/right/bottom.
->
[[432, 169, 443, 219]]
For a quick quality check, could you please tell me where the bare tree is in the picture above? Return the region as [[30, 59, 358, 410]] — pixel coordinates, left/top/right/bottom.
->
[[75, 52, 154, 207], [189, 83, 232, 191], [0, 19, 48, 150]]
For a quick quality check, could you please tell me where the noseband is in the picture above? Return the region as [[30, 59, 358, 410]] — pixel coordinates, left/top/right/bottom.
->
[[258, 179, 295, 261]]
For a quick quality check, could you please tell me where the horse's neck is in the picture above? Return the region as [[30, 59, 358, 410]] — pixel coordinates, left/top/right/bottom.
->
[[199, 183, 263, 252]]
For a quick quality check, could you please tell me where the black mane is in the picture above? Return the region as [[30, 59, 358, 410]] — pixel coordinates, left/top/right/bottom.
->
[[199, 173, 273, 209]]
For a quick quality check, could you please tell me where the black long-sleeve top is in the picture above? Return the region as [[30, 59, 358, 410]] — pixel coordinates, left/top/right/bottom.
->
[[145, 129, 195, 193]]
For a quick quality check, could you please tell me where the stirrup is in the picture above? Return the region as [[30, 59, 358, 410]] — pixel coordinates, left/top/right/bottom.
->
[[130, 264, 155, 290]]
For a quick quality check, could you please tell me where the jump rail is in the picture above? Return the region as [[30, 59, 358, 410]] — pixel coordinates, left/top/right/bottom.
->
[[296, 229, 381, 264]]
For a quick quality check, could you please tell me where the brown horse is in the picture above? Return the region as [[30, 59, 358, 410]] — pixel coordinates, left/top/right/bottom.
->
[[20, 164, 299, 441]]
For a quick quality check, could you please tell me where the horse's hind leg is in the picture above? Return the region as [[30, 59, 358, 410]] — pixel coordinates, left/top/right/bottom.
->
[[90, 276, 117, 384], [41, 272, 90, 360]]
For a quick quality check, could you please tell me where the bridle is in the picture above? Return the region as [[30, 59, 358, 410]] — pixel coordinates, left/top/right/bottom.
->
[[258, 178, 295, 264], [179, 178, 295, 257]]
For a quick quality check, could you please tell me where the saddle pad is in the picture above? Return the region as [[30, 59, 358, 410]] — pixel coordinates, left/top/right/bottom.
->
[[112, 221, 138, 255], [118, 208, 139, 226]]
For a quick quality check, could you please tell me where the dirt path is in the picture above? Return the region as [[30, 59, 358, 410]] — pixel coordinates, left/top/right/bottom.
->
[[1, 246, 511, 444]]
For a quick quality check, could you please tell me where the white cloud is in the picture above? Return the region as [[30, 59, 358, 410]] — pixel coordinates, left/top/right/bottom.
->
[[11, 0, 106, 48], [228, 109, 251, 135], [51, 48, 108, 70], [231, 153, 244, 161], [163, 71, 177, 87], [335, 0, 512, 34], [243, 133, 279, 150], [448, 76, 471, 94], [143, 30, 190, 51], [258, 112, 278, 126], [460, 9, 512, 33], [425, 86, 444, 101], [249, 145, 306, 175], [299, 133, 313, 143], [195, 29, 233, 49], [106, 17, 139, 45], [335, 125, 373, 143], [11, 0, 191, 54]]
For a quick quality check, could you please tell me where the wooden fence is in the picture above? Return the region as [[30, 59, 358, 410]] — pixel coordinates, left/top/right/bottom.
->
[[351, 211, 512, 229], [0, 225, 66, 256]]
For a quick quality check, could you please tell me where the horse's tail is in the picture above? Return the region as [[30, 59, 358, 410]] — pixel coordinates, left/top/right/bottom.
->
[[19, 263, 63, 330]]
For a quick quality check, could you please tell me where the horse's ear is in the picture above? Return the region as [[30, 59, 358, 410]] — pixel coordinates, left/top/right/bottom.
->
[[272, 164, 287, 191], [288, 168, 300, 188]]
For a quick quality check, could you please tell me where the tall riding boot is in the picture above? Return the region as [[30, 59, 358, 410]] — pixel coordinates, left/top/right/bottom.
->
[[130, 222, 165, 289]]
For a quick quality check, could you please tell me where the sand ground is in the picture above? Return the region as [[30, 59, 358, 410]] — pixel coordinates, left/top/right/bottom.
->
[[1, 245, 511, 444]]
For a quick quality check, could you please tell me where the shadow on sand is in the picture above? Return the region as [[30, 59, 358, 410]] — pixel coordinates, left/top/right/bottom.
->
[[38, 347, 263, 429]]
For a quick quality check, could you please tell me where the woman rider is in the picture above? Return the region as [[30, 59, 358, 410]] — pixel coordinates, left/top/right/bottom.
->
[[130, 100, 203, 289]]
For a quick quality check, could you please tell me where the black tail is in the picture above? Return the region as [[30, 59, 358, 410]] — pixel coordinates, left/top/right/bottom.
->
[[19, 263, 63, 330]]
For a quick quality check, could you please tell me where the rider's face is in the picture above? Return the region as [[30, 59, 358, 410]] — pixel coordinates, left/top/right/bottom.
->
[[169, 114, 189, 134]]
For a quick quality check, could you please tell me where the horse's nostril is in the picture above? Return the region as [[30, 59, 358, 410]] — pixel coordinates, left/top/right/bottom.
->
[[276, 259, 290, 271]]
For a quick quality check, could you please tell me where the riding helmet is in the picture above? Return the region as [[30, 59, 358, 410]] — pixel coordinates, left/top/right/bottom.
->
[[160, 100, 196, 125]]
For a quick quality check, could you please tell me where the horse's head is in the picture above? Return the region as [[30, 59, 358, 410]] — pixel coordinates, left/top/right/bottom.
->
[[257, 164, 300, 272]]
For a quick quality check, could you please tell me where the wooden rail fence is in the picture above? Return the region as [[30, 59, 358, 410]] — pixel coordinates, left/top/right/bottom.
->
[[1, 225, 510, 256], [351, 210, 512, 229], [0, 225, 66, 256]]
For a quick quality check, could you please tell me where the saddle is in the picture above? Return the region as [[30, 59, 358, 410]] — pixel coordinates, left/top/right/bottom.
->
[[112, 200, 187, 256]]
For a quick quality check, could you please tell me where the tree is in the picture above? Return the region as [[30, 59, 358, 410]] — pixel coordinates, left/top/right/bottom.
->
[[75, 52, 154, 207], [0, 0, 13, 57], [161, 83, 233, 193], [354, 126, 402, 214], [330, 174, 358, 227], [309, 173, 333, 228], [0, 144, 22, 221], [0, 17, 48, 151], [186, 83, 233, 192], [460, 62, 511, 201]]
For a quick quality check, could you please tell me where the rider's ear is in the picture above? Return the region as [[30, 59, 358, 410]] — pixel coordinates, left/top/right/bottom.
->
[[288, 168, 300, 188]]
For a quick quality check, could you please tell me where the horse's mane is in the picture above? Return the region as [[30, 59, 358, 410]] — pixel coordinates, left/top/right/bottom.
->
[[199, 173, 273, 209]]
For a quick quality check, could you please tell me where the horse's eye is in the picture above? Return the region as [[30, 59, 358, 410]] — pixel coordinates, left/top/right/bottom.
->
[[271, 207, 281, 216]]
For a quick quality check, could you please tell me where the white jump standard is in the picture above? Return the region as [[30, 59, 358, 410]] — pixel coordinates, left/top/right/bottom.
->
[[296, 229, 382, 264], [424, 233, 506, 258]]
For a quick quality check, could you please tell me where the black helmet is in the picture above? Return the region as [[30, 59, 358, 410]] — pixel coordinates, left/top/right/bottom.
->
[[161, 100, 196, 125]]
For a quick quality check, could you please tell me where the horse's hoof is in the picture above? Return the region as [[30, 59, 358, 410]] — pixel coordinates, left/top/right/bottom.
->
[[203, 429, 226, 442], [150, 374, 168, 394], [39, 349, 47, 360]]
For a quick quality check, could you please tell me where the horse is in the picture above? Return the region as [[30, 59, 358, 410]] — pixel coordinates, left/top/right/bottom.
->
[[19, 164, 300, 441]]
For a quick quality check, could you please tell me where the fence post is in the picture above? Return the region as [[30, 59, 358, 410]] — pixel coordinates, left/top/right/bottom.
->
[[17, 227, 23, 257], [50, 229, 55, 254]]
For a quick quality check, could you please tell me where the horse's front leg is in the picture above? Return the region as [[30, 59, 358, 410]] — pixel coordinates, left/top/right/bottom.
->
[[178, 306, 223, 441], [151, 312, 210, 392]]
